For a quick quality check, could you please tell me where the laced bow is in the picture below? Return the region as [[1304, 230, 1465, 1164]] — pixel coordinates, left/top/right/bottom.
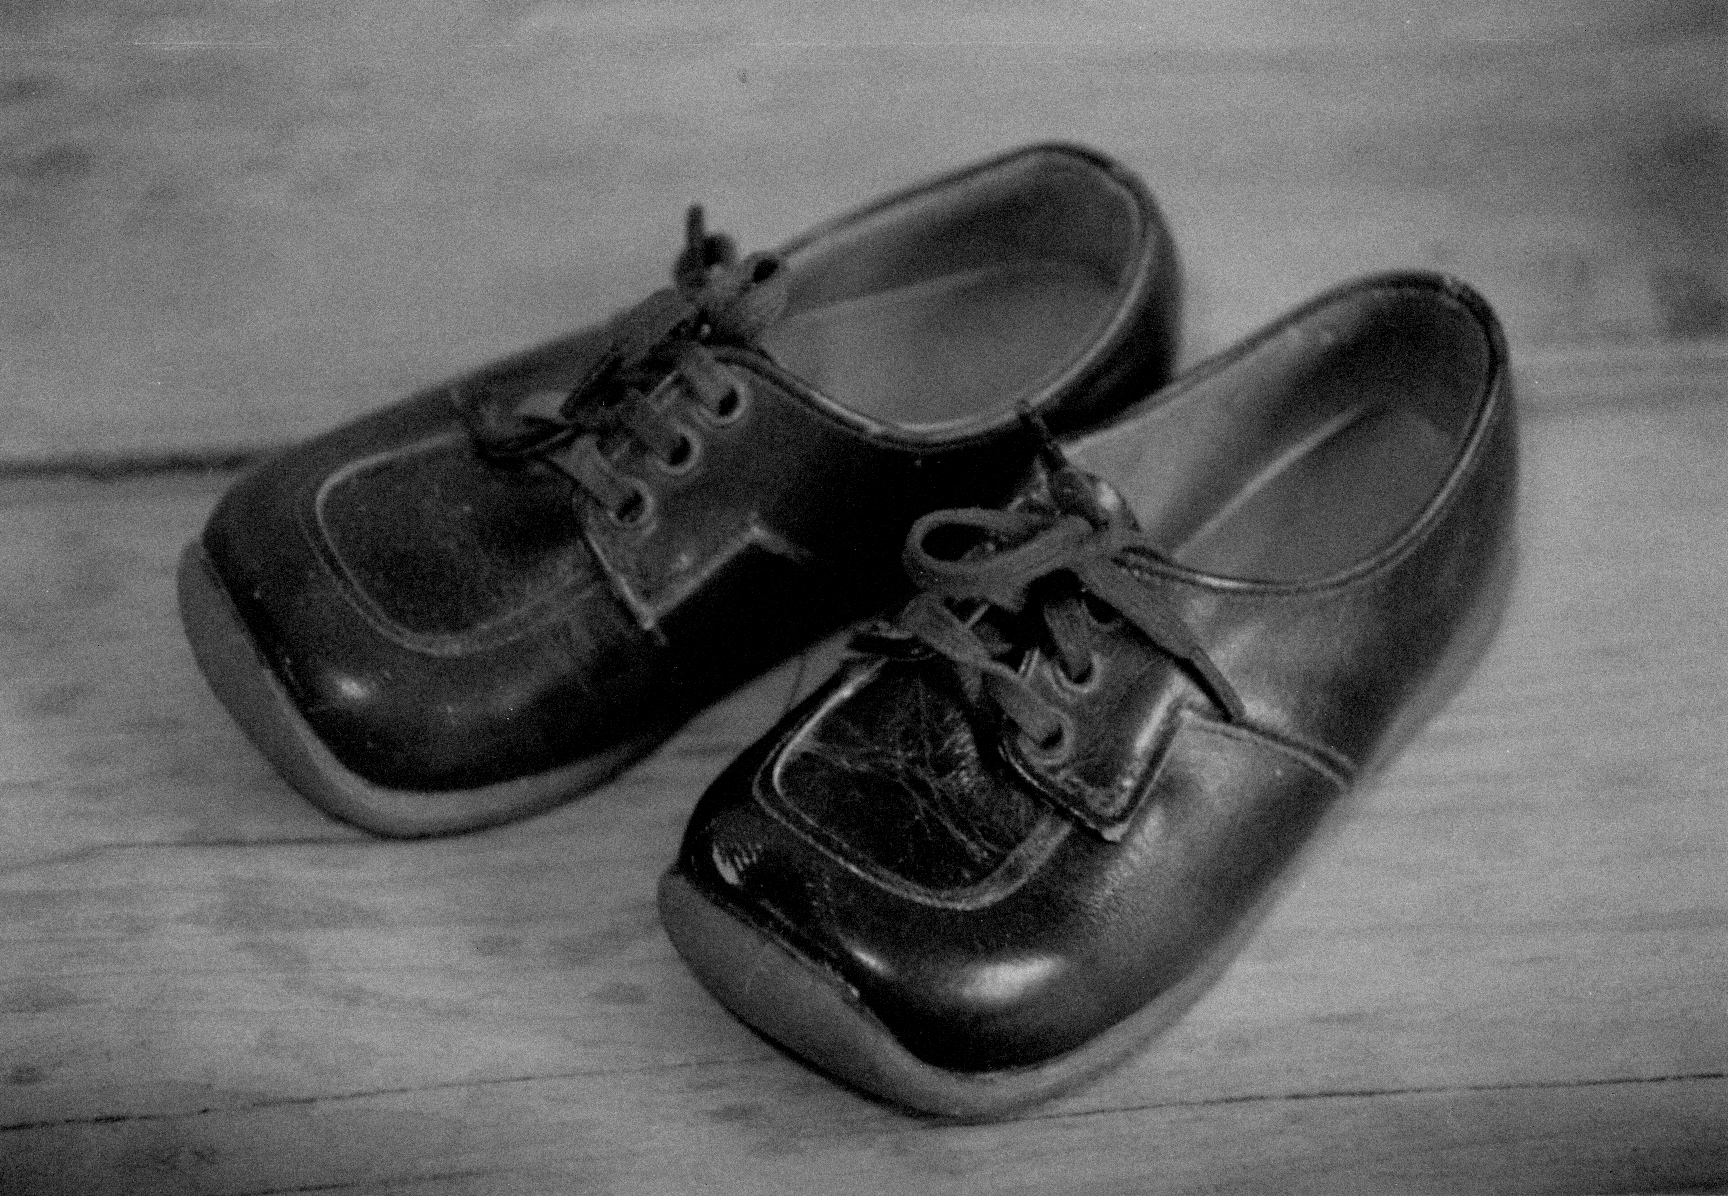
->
[[863, 423, 1247, 757], [459, 206, 787, 523]]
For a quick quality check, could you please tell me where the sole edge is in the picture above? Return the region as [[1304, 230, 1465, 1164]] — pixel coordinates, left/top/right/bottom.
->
[[175, 541, 664, 837], [657, 870, 1263, 1121]]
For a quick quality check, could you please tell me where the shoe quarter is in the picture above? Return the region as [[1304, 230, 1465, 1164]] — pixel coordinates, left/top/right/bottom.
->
[[1178, 387, 1519, 771], [577, 362, 914, 636]]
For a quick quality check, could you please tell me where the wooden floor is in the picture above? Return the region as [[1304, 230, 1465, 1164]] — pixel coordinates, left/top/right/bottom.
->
[[3, 4, 1725, 1193]]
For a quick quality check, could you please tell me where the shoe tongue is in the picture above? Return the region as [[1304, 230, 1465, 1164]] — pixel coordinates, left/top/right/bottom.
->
[[770, 661, 1048, 894]]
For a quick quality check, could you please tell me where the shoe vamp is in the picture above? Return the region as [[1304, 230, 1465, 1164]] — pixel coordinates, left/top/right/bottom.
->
[[315, 432, 600, 642], [769, 662, 1047, 895]]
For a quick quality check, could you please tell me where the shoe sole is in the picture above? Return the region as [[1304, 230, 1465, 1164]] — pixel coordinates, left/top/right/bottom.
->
[[176, 541, 668, 837], [658, 867, 1277, 1120], [659, 529, 1519, 1119]]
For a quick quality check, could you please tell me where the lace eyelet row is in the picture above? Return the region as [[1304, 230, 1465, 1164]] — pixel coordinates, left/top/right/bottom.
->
[[1019, 710, 1077, 766], [687, 367, 750, 428], [602, 367, 751, 529]]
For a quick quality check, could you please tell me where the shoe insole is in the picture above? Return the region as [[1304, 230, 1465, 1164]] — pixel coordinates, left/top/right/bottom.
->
[[759, 259, 1118, 432]]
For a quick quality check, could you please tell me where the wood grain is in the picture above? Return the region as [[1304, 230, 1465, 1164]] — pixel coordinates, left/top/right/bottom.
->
[[3, 2, 1722, 456], [2, 355, 1724, 1193], [6, 1078, 1724, 1195]]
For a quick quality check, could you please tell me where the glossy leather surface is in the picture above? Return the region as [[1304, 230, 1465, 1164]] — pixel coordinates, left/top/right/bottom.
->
[[669, 274, 1518, 1073], [194, 144, 1180, 794]]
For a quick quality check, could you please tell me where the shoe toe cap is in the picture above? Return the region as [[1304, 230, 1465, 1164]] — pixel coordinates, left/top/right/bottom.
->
[[668, 685, 1357, 1079], [194, 393, 649, 791]]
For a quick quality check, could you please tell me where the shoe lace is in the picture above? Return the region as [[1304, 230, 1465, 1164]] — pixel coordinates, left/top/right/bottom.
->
[[858, 415, 1246, 758], [459, 206, 788, 525]]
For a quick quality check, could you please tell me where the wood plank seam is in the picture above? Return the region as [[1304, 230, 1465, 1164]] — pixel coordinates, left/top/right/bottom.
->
[[8, 1069, 1722, 1137], [3, 350, 1722, 483]]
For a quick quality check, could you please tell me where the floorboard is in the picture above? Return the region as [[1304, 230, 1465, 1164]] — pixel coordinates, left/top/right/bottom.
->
[[2, 4, 1721, 456], [6, 1076, 1725, 1196]]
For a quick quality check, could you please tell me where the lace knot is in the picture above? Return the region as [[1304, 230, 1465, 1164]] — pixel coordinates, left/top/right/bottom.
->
[[868, 444, 1248, 755], [456, 204, 788, 524]]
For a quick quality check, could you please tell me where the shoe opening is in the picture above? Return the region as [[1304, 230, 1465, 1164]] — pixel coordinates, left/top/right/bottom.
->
[[1067, 280, 1495, 584], [760, 149, 1146, 435]]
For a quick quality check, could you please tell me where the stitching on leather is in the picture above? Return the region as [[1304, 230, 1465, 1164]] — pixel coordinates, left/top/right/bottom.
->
[[585, 515, 813, 634], [1013, 706, 1354, 840], [752, 696, 1351, 918], [753, 665, 1075, 912], [305, 431, 604, 657], [765, 792, 1072, 914], [1183, 713, 1356, 787], [1002, 692, 1188, 837]]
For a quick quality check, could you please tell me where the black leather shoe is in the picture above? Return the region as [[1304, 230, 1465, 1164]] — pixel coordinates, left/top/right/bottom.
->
[[659, 273, 1518, 1118], [178, 144, 1181, 836]]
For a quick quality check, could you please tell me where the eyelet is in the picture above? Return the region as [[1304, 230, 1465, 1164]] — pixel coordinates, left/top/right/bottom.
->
[[1051, 651, 1104, 695], [1019, 712, 1075, 766], [654, 431, 701, 476], [696, 376, 749, 427], [608, 483, 655, 529]]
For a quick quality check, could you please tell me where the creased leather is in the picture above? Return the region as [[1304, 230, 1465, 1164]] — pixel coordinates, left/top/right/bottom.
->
[[315, 432, 600, 639], [690, 708, 1347, 1070], [770, 659, 1048, 893]]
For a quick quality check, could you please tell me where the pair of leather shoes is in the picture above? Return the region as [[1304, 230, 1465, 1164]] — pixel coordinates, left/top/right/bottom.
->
[[180, 144, 1517, 1117]]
